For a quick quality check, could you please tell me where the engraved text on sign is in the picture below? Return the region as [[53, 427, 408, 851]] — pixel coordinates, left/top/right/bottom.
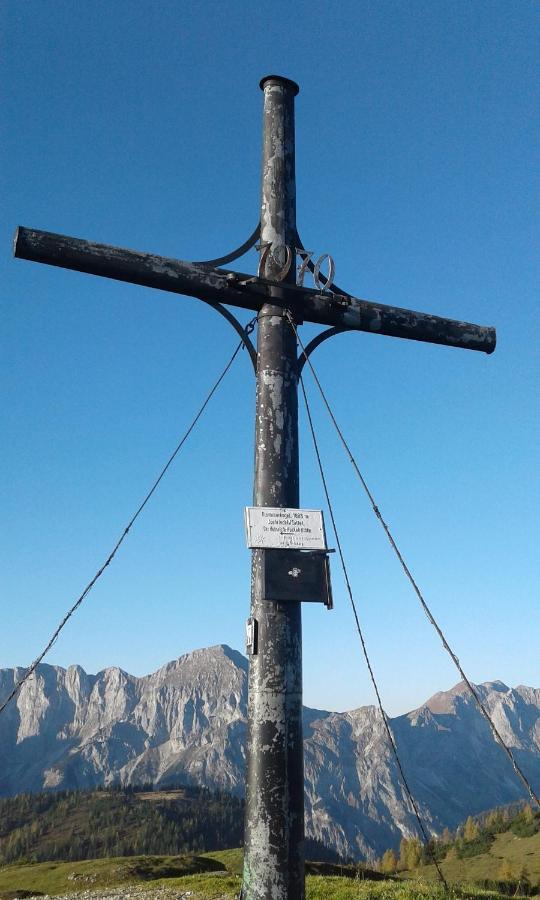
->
[[245, 507, 327, 550]]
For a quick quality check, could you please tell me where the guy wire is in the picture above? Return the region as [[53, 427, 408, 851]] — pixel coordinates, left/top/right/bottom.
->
[[0, 332, 252, 717], [299, 371, 448, 888], [288, 312, 540, 810]]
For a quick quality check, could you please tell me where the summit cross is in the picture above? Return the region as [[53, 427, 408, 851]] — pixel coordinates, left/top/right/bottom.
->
[[14, 75, 496, 900]]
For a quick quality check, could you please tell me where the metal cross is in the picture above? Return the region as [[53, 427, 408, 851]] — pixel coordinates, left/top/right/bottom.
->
[[13, 75, 495, 900]]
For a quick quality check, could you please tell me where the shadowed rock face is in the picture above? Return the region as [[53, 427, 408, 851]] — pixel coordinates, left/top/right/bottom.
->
[[1, 645, 539, 859]]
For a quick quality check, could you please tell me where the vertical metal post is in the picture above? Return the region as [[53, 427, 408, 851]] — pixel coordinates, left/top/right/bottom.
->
[[241, 76, 304, 900]]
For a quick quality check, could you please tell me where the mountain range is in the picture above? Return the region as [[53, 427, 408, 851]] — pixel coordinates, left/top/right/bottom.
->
[[1, 644, 539, 859]]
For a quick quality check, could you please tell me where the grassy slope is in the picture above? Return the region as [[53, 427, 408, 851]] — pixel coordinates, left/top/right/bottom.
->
[[2, 793, 539, 897], [0, 853, 535, 900], [202, 847, 243, 874], [0, 855, 228, 896], [408, 830, 540, 885]]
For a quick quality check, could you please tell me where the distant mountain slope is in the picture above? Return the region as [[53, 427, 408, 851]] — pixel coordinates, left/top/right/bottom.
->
[[1, 645, 539, 859], [0, 785, 244, 863]]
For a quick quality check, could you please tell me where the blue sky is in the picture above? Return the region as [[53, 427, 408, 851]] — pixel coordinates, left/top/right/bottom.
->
[[1, 0, 538, 716]]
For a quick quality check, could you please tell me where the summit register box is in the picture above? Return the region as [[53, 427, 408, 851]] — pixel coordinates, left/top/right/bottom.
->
[[245, 507, 333, 608], [261, 548, 333, 608]]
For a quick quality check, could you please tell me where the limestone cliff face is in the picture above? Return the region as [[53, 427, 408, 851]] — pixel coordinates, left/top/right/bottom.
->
[[1, 646, 538, 858]]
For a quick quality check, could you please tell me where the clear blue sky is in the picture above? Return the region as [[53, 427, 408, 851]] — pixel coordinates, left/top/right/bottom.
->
[[1, 0, 538, 717]]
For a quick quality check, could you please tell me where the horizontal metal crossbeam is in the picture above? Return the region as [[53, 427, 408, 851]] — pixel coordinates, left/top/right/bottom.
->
[[14, 227, 496, 354]]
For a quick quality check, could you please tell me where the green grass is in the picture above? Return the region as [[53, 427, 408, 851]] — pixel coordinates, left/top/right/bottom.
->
[[304, 880, 529, 899], [141, 870, 241, 897], [407, 829, 540, 887], [0, 854, 226, 896], [201, 847, 244, 875], [0, 853, 536, 900]]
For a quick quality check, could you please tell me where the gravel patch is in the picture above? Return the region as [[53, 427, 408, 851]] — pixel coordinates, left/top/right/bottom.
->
[[19, 891, 235, 900]]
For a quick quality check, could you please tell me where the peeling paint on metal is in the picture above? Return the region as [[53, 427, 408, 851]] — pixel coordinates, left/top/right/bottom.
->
[[243, 76, 305, 900]]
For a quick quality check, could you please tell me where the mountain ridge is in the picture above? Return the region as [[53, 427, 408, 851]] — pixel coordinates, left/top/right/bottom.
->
[[1, 643, 539, 859]]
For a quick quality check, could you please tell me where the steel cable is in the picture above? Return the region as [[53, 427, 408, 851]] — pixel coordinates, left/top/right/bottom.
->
[[0, 333, 252, 717], [299, 372, 448, 887], [288, 312, 540, 811]]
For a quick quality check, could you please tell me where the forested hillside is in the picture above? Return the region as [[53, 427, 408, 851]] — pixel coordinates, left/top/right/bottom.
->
[[0, 785, 338, 867], [376, 803, 540, 893], [0, 785, 244, 863]]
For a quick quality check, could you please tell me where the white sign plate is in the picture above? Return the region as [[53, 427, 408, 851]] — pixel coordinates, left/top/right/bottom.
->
[[244, 507, 327, 550]]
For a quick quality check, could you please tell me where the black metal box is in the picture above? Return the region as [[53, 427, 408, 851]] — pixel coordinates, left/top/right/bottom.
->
[[261, 549, 332, 608]]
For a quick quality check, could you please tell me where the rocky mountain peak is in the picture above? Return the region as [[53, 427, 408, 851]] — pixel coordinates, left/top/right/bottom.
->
[[0, 649, 538, 859]]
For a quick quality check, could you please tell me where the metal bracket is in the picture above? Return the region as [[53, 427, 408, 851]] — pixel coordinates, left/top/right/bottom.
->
[[193, 223, 260, 268], [297, 325, 351, 374], [246, 617, 258, 655], [193, 225, 261, 371]]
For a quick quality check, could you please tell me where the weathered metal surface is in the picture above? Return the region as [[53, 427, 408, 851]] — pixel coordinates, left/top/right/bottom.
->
[[13, 225, 262, 312], [242, 76, 305, 900], [262, 549, 333, 607], [303, 288, 496, 353], [13, 226, 258, 367], [14, 226, 496, 354], [234, 276, 496, 354]]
